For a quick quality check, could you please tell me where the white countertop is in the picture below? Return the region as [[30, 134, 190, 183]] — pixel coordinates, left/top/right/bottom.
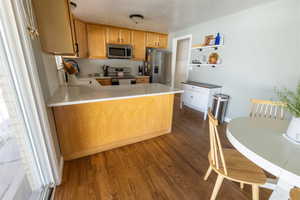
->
[[47, 83, 183, 107]]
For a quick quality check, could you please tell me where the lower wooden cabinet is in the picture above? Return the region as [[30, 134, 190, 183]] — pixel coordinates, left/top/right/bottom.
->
[[136, 76, 150, 84], [96, 78, 112, 85]]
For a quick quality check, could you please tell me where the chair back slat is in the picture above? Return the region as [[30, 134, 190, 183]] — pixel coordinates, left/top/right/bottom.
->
[[208, 112, 228, 175], [250, 99, 287, 120]]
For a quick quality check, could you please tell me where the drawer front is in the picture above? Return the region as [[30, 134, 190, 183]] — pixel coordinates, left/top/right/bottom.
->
[[97, 79, 112, 85], [183, 90, 210, 111], [183, 90, 194, 105], [182, 84, 209, 94]]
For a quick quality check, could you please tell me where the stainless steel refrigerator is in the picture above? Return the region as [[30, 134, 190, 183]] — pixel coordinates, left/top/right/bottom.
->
[[146, 48, 172, 85]]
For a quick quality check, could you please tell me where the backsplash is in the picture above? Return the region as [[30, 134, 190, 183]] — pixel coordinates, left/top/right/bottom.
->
[[69, 58, 144, 76]]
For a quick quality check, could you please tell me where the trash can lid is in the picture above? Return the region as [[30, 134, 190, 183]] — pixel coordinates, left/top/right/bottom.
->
[[213, 93, 230, 100]]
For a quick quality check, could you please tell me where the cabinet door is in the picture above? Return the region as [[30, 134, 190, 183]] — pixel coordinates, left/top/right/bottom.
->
[[158, 34, 168, 49], [146, 32, 159, 48], [120, 29, 131, 44], [87, 24, 107, 58], [131, 31, 146, 61], [74, 19, 88, 58], [107, 27, 120, 44], [32, 0, 76, 55]]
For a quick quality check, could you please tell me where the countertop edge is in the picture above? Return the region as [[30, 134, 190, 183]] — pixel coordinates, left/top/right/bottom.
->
[[48, 90, 184, 107]]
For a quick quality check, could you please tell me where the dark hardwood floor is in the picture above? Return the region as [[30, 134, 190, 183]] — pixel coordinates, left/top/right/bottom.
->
[[54, 96, 272, 200]]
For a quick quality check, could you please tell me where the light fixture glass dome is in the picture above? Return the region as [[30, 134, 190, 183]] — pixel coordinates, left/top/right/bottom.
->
[[129, 14, 144, 24]]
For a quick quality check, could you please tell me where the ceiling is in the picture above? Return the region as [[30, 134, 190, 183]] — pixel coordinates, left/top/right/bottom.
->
[[71, 0, 275, 33]]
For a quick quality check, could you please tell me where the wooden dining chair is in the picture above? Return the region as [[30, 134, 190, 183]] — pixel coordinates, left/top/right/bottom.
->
[[290, 188, 300, 200], [250, 99, 287, 120], [204, 111, 267, 200]]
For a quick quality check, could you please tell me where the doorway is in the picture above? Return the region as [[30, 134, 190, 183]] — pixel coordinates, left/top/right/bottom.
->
[[171, 35, 192, 88]]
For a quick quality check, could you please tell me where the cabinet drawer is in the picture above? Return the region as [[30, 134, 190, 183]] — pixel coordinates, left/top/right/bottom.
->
[[183, 84, 209, 94], [183, 90, 209, 111], [96, 79, 112, 86], [136, 77, 150, 83]]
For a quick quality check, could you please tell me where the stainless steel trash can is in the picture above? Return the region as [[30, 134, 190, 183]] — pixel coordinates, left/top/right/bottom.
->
[[212, 94, 230, 123]]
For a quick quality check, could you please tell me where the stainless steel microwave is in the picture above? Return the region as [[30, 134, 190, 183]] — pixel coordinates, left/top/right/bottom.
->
[[107, 44, 132, 59]]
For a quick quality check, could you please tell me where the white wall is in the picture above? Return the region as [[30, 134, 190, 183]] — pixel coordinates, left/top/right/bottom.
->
[[31, 39, 62, 183], [174, 39, 190, 88], [170, 0, 300, 119], [71, 58, 143, 76]]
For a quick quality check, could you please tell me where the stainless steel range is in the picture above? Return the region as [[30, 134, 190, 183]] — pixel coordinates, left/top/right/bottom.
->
[[106, 67, 136, 85]]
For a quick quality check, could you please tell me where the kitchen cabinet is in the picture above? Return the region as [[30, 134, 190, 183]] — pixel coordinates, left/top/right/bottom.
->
[[32, 0, 76, 55], [158, 34, 168, 49], [107, 27, 131, 44], [131, 31, 146, 60], [146, 32, 168, 48], [119, 29, 131, 44], [182, 83, 221, 120], [146, 32, 159, 48], [136, 76, 150, 84], [87, 24, 107, 59], [74, 19, 88, 58], [96, 78, 112, 86]]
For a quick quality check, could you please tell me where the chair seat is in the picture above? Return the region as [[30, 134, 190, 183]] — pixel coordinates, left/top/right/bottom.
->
[[209, 148, 267, 185], [290, 188, 300, 200]]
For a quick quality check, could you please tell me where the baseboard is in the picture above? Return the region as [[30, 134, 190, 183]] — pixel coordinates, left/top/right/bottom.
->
[[64, 130, 170, 161]]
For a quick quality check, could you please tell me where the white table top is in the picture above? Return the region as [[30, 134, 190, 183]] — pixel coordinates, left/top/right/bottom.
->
[[227, 117, 300, 187], [47, 83, 183, 107]]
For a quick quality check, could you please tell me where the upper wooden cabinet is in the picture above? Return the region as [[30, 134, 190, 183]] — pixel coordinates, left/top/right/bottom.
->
[[32, 0, 76, 55], [131, 31, 146, 61], [146, 32, 159, 48], [146, 32, 168, 48], [107, 27, 120, 44], [158, 34, 168, 49], [74, 19, 88, 58], [87, 24, 107, 59], [119, 29, 131, 44], [107, 27, 132, 44]]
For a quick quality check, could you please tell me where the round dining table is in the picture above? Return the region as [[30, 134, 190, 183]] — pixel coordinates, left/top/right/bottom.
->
[[227, 117, 300, 200]]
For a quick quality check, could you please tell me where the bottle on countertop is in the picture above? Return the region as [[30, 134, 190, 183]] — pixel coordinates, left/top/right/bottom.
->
[[138, 65, 143, 76]]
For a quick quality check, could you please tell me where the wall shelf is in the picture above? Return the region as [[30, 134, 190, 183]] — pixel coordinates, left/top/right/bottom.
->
[[189, 63, 221, 67], [191, 44, 223, 51]]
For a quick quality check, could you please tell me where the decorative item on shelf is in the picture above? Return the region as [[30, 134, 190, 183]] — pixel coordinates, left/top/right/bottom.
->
[[204, 35, 215, 46], [277, 82, 300, 144], [208, 52, 219, 64], [192, 35, 223, 51], [215, 33, 221, 45]]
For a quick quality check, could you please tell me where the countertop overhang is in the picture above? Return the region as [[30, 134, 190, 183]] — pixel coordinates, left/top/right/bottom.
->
[[47, 83, 183, 107]]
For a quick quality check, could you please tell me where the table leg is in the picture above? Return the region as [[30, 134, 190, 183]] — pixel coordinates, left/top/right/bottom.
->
[[269, 178, 293, 200]]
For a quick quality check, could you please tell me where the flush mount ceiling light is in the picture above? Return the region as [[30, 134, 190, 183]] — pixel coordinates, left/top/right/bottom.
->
[[129, 14, 144, 24]]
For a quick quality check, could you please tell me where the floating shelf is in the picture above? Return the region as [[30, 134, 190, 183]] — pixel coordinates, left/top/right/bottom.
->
[[189, 63, 221, 67], [191, 44, 223, 50]]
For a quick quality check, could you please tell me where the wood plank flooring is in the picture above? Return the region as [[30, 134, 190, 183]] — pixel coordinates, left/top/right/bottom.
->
[[54, 96, 272, 200]]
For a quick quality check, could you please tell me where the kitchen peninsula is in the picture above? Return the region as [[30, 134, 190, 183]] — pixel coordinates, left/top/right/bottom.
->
[[48, 83, 183, 160]]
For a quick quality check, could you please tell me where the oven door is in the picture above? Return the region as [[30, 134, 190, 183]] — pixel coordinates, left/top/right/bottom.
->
[[107, 44, 132, 59]]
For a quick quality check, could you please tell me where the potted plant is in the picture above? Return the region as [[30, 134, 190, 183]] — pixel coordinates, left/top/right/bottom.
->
[[277, 82, 300, 143]]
